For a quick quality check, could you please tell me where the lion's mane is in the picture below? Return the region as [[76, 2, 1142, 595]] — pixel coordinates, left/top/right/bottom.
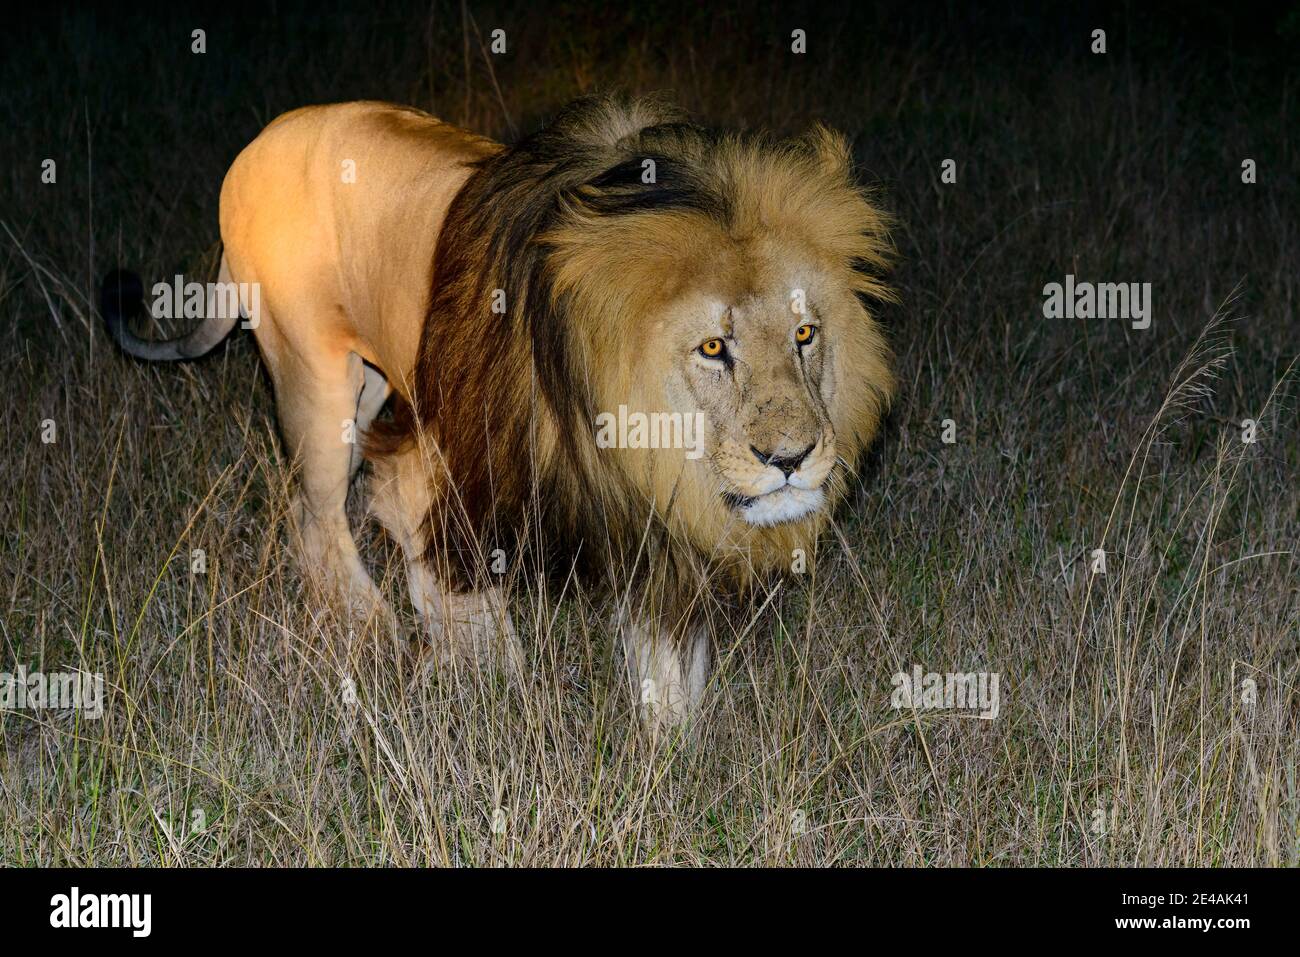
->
[[373, 93, 895, 612]]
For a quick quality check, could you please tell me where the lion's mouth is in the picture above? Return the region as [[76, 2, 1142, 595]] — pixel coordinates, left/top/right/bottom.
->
[[724, 484, 825, 527]]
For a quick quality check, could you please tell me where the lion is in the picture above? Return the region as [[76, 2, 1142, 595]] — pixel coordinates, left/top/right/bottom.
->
[[101, 93, 896, 729]]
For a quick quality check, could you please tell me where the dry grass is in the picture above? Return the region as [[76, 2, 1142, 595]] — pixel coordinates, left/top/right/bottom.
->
[[1, 2, 1297, 866]]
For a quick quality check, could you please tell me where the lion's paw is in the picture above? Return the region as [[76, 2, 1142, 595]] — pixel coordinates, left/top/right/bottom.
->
[[623, 624, 710, 734], [418, 591, 525, 680]]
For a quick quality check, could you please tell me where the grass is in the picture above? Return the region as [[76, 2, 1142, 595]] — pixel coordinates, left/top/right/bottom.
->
[[1, 1, 1297, 865]]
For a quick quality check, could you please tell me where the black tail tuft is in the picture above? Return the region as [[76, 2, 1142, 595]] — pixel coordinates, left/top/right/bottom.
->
[[100, 268, 145, 343]]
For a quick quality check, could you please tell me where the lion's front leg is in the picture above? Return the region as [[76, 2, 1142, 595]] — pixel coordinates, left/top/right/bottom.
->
[[621, 619, 710, 732]]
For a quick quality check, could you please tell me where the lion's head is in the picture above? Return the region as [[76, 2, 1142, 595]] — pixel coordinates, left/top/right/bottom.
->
[[384, 93, 895, 591]]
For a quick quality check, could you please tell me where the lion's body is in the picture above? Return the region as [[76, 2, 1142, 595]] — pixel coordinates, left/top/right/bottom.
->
[[214, 103, 506, 629], [106, 95, 896, 728]]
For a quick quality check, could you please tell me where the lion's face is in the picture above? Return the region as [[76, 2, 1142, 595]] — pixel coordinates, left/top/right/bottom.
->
[[574, 215, 894, 568], [663, 259, 844, 529]]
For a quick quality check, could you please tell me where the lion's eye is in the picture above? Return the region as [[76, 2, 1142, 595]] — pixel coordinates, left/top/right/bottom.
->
[[699, 338, 727, 360], [795, 324, 817, 346]]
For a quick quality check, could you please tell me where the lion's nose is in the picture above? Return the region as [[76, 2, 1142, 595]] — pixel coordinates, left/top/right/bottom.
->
[[750, 442, 815, 477]]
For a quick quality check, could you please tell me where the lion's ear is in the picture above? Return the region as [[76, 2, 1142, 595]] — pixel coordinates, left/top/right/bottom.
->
[[800, 123, 853, 179]]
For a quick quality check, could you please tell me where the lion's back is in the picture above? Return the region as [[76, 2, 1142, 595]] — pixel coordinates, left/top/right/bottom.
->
[[217, 102, 502, 382]]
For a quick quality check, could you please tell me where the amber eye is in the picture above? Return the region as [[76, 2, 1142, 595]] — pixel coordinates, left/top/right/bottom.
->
[[795, 324, 817, 346], [699, 338, 727, 359]]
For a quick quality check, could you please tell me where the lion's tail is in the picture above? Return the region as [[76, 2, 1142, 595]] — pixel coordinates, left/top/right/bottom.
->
[[101, 256, 243, 361]]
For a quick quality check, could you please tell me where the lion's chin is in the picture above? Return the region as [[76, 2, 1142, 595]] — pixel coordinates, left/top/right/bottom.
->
[[727, 485, 826, 527]]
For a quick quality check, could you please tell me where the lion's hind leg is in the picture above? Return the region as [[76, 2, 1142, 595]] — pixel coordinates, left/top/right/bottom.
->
[[263, 338, 391, 626], [369, 442, 524, 677]]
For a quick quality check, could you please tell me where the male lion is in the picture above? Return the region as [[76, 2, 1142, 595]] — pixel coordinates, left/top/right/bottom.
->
[[102, 93, 895, 728]]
